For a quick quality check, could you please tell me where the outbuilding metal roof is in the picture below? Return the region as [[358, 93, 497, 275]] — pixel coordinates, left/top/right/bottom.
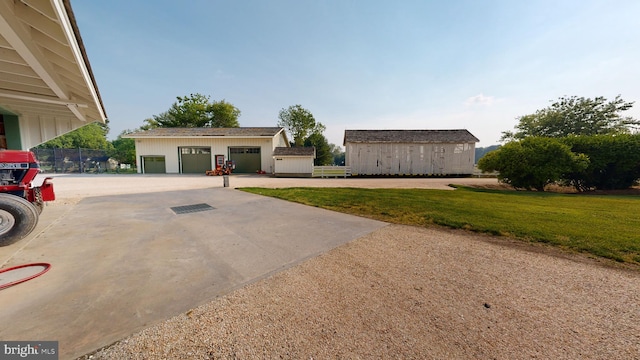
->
[[343, 129, 479, 144], [125, 127, 286, 138], [0, 0, 106, 124], [273, 146, 315, 157]]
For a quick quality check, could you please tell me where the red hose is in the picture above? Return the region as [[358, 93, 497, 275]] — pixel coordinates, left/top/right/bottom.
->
[[0, 263, 51, 290]]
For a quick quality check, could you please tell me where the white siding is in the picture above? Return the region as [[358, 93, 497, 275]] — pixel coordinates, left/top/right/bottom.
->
[[267, 133, 289, 173], [274, 156, 314, 176], [19, 113, 86, 149], [273, 133, 288, 148], [134, 136, 285, 174], [346, 142, 475, 175]]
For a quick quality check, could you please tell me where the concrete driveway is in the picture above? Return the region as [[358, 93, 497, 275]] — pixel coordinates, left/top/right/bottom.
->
[[0, 175, 395, 359]]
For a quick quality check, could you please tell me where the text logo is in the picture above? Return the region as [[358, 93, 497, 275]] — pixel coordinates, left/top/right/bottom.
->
[[1, 342, 58, 359]]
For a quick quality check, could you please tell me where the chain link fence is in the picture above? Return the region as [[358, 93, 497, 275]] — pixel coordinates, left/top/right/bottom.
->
[[29, 148, 131, 174]]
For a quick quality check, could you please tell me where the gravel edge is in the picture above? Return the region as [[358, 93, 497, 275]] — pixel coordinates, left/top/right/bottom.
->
[[81, 224, 640, 360]]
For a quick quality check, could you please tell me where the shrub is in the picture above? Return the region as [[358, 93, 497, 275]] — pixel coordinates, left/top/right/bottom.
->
[[478, 137, 588, 191], [563, 134, 640, 190]]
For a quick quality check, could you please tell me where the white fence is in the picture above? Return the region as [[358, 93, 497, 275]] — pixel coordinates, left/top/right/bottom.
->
[[312, 166, 352, 178]]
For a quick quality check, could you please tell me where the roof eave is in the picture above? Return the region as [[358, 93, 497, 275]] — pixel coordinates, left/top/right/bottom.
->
[[124, 135, 280, 139], [60, 0, 107, 121], [272, 155, 314, 157], [345, 140, 478, 144]]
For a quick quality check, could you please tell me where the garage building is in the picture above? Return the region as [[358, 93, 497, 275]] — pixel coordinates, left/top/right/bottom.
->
[[125, 127, 289, 174], [273, 147, 315, 177], [344, 129, 479, 176]]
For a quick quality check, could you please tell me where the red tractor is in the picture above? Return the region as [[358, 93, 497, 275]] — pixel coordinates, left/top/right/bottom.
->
[[205, 156, 235, 176], [0, 150, 55, 246]]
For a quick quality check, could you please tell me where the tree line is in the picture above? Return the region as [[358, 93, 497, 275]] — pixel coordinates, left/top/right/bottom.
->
[[36, 93, 345, 166], [478, 95, 640, 191]]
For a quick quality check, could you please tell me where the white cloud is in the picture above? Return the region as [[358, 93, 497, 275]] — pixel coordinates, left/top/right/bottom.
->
[[464, 93, 496, 106]]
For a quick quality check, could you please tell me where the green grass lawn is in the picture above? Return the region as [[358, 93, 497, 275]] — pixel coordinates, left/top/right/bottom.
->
[[240, 186, 640, 265]]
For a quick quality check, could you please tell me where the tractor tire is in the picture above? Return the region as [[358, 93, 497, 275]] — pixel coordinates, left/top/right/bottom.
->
[[33, 201, 44, 214], [0, 194, 39, 246]]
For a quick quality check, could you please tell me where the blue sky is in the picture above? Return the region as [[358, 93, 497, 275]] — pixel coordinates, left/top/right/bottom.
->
[[72, 0, 640, 147]]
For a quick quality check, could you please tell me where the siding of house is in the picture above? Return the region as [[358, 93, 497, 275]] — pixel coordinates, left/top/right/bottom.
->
[[273, 156, 314, 177], [346, 142, 475, 175], [15, 113, 81, 150], [133, 136, 284, 174], [274, 134, 288, 148]]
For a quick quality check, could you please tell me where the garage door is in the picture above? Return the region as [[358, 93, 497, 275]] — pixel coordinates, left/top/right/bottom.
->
[[142, 156, 166, 174], [229, 147, 261, 173], [180, 147, 212, 174]]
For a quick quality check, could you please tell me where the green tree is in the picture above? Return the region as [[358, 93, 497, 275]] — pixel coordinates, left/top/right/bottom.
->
[[141, 113, 163, 129], [475, 145, 500, 164], [160, 93, 210, 127], [562, 134, 640, 190], [149, 94, 241, 128], [329, 143, 345, 165], [277, 105, 325, 146], [210, 99, 241, 127], [502, 95, 639, 141], [36, 122, 113, 150], [109, 130, 136, 165], [478, 137, 588, 191], [304, 133, 332, 165]]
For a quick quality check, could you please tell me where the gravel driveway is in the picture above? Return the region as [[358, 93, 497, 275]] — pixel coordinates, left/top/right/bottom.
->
[[86, 226, 640, 359], [37, 174, 640, 359]]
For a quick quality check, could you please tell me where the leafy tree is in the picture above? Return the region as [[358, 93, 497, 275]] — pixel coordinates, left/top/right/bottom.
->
[[139, 115, 164, 130], [502, 95, 639, 141], [304, 133, 333, 165], [148, 93, 241, 128], [158, 93, 210, 127], [210, 99, 241, 127], [329, 143, 345, 165], [562, 134, 640, 191], [278, 105, 325, 146], [36, 122, 113, 150], [109, 130, 136, 165], [478, 137, 588, 191], [475, 145, 500, 164]]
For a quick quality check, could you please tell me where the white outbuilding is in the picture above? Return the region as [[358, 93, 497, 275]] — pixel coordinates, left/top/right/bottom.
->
[[344, 129, 479, 176], [124, 127, 289, 174], [273, 147, 316, 177]]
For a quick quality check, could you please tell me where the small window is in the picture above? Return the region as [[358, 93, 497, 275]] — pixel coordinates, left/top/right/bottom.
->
[[230, 147, 260, 154], [181, 147, 211, 154]]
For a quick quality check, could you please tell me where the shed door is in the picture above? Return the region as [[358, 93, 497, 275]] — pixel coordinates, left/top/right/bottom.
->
[[229, 147, 261, 173], [180, 147, 212, 174], [142, 156, 166, 174], [432, 146, 445, 174]]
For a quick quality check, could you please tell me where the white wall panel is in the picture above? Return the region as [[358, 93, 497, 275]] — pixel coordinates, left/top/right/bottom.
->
[[346, 142, 475, 175], [274, 156, 313, 174], [20, 113, 84, 149]]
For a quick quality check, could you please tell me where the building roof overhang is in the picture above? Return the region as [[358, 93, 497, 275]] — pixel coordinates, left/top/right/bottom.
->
[[343, 129, 480, 145], [0, 0, 106, 124], [273, 146, 315, 157], [125, 127, 287, 139]]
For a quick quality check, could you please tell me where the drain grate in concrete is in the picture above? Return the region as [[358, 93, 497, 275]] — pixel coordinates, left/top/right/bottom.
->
[[170, 203, 215, 214]]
